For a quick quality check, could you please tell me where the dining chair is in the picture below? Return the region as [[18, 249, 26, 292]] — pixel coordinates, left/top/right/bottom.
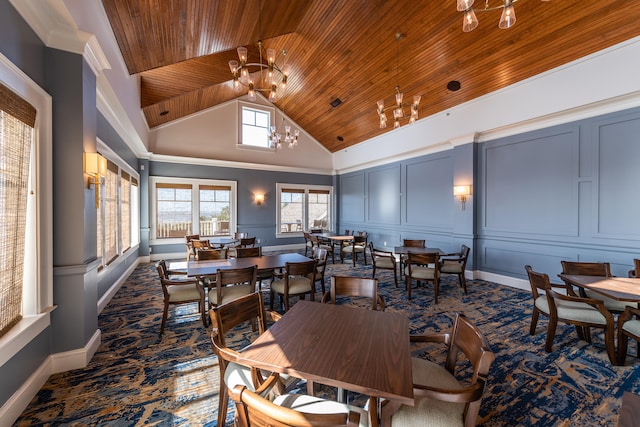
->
[[270, 259, 317, 312], [340, 233, 368, 266], [439, 244, 471, 294], [210, 292, 291, 427], [196, 247, 227, 261], [560, 260, 636, 313], [525, 265, 617, 364], [185, 234, 200, 260], [369, 242, 398, 288], [207, 265, 258, 310], [231, 383, 365, 427], [404, 252, 440, 301], [303, 231, 314, 256], [380, 313, 495, 427], [316, 235, 335, 263], [617, 306, 640, 365], [321, 276, 385, 311], [156, 260, 206, 336], [191, 239, 211, 260], [312, 246, 328, 295], [399, 239, 426, 272], [228, 236, 256, 258], [628, 258, 640, 278], [236, 246, 262, 258]]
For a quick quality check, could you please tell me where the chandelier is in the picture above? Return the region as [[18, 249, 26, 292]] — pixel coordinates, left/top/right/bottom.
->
[[458, 0, 550, 32], [269, 115, 299, 149], [376, 33, 421, 129]]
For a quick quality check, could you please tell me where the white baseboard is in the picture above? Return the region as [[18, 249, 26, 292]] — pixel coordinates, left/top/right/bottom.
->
[[0, 328, 101, 427], [474, 270, 530, 292]]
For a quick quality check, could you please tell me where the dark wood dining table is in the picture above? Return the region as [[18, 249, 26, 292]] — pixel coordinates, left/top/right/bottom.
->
[[311, 232, 355, 242], [234, 299, 414, 425], [558, 274, 640, 302], [186, 252, 311, 277], [393, 246, 444, 255]]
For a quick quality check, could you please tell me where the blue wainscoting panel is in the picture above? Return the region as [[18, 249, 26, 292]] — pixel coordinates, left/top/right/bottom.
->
[[404, 154, 453, 228], [339, 172, 366, 222], [367, 164, 401, 225]]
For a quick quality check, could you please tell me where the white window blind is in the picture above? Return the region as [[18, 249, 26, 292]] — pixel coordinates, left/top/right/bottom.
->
[[104, 160, 118, 265], [120, 171, 131, 252]]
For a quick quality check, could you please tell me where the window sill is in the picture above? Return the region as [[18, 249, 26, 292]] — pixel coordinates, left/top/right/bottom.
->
[[0, 308, 54, 367]]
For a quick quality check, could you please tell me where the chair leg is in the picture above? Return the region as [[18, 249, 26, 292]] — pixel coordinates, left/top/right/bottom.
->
[[434, 279, 439, 304], [269, 290, 275, 310], [604, 325, 617, 365], [160, 302, 169, 336], [545, 319, 558, 353], [393, 268, 398, 288], [618, 334, 629, 366], [218, 383, 229, 427], [352, 252, 356, 267], [530, 310, 539, 335], [459, 273, 467, 294], [200, 299, 208, 328]]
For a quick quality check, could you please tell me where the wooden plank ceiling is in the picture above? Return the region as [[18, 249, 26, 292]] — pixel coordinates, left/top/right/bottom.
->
[[102, 0, 640, 153]]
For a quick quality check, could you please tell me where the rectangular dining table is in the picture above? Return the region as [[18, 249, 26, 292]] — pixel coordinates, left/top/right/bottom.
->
[[393, 246, 444, 255], [186, 252, 311, 277], [558, 274, 640, 302], [235, 299, 414, 425]]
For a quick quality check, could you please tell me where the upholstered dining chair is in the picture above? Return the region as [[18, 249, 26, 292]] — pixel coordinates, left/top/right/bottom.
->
[[191, 239, 211, 260], [270, 259, 317, 312], [380, 313, 495, 427], [303, 231, 315, 256], [210, 292, 292, 427], [207, 265, 257, 310], [231, 383, 365, 427], [156, 260, 206, 336], [617, 306, 640, 365], [525, 265, 617, 364], [316, 235, 335, 263], [404, 252, 440, 301], [399, 238, 426, 272], [236, 246, 262, 258], [312, 246, 328, 295], [321, 276, 385, 311], [369, 243, 398, 288], [227, 236, 256, 258], [439, 244, 470, 294], [560, 260, 636, 313], [196, 247, 227, 261], [185, 234, 200, 260], [340, 233, 368, 266]]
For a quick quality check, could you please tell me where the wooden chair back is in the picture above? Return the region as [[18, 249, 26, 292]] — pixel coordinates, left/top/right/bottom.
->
[[406, 251, 439, 267], [561, 260, 611, 277], [234, 232, 248, 239], [403, 239, 425, 248], [321, 276, 385, 311], [197, 248, 227, 260], [231, 384, 361, 427], [312, 246, 328, 294], [239, 237, 257, 247], [191, 239, 211, 259], [525, 264, 550, 301], [236, 246, 262, 258], [630, 259, 640, 278]]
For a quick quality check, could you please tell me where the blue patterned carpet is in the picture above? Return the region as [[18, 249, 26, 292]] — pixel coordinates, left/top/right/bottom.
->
[[14, 251, 640, 426]]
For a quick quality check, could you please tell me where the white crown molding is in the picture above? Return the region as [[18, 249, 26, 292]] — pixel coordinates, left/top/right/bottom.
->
[[9, 0, 111, 75]]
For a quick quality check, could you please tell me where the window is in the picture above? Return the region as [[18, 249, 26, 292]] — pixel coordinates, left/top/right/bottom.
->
[[96, 147, 140, 270], [240, 104, 272, 149], [276, 183, 332, 236], [150, 177, 237, 242], [0, 51, 53, 364], [0, 82, 35, 337]]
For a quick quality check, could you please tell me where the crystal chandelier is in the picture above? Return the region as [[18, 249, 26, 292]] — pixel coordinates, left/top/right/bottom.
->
[[376, 33, 421, 129], [458, 0, 550, 32], [269, 115, 299, 149]]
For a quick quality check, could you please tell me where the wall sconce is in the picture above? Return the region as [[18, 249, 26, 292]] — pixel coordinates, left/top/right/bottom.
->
[[453, 185, 472, 210], [254, 193, 265, 205], [84, 152, 107, 208]]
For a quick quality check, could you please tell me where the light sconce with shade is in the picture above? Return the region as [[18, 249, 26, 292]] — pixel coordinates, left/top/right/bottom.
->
[[457, 0, 551, 33], [454, 185, 472, 210], [84, 152, 107, 208], [254, 193, 265, 205]]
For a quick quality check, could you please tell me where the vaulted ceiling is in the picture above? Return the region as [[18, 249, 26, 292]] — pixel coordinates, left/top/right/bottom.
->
[[102, 0, 640, 153]]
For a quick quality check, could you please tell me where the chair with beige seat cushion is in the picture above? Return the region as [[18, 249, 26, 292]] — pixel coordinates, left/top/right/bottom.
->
[[185, 234, 200, 260], [439, 245, 470, 294], [404, 252, 440, 301], [231, 383, 367, 427], [369, 243, 398, 288], [270, 259, 317, 312], [210, 292, 293, 427], [321, 276, 385, 311], [526, 265, 617, 364], [617, 306, 640, 365], [560, 260, 637, 313], [207, 265, 257, 309], [312, 246, 328, 295], [380, 313, 495, 427], [399, 239, 426, 272], [341, 233, 368, 266], [156, 260, 206, 336], [628, 258, 640, 278]]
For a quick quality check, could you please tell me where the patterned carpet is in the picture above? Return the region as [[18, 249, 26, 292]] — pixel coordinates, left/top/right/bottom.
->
[[13, 250, 640, 426]]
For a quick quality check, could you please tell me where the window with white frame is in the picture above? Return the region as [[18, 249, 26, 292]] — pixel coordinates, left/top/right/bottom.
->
[[0, 52, 53, 363], [240, 104, 272, 148], [96, 150, 140, 270], [150, 177, 237, 241], [276, 183, 332, 236]]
